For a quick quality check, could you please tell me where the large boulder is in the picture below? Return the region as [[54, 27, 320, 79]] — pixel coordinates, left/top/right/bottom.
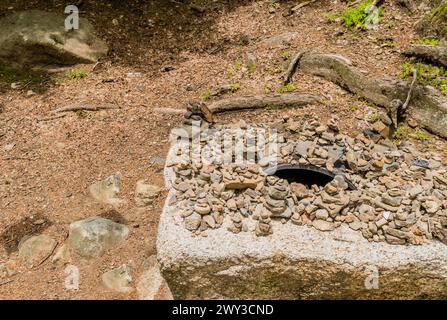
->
[[0, 10, 108, 71]]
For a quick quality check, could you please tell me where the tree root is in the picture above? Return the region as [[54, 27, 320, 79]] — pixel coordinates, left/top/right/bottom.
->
[[299, 52, 447, 138], [283, 51, 305, 85], [207, 93, 322, 114], [404, 44, 447, 68]]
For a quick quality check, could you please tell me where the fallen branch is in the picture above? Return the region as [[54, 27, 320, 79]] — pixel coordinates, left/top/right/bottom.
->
[[291, 0, 317, 12], [37, 114, 67, 122], [51, 102, 119, 114], [283, 51, 305, 85], [207, 93, 322, 114], [0, 279, 13, 286], [153, 107, 184, 115]]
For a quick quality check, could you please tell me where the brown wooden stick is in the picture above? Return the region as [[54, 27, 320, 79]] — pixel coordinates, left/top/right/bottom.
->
[[51, 103, 119, 114], [207, 93, 322, 114], [291, 0, 317, 12]]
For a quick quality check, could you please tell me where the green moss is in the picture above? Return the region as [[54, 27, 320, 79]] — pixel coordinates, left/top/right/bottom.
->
[[416, 38, 441, 46], [341, 0, 382, 30], [0, 65, 45, 85], [277, 83, 296, 93], [400, 61, 447, 96]]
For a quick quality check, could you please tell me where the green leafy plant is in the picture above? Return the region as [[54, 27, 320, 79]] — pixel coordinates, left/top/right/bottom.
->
[[76, 110, 91, 119], [268, 0, 280, 9], [341, 0, 382, 30], [281, 51, 290, 60], [350, 105, 359, 112], [384, 40, 395, 48], [277, 83, 296, 93]]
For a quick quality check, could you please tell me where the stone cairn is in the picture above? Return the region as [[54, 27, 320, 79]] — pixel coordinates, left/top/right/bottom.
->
[[167, 105, 447, 246]]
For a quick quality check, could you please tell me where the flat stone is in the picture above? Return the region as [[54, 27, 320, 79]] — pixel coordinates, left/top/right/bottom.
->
[[68, 217, 129, 258], [349, 221, 363, 231], [312, 220, 335, 232], [18, 235, 57, 266], [102, 264, 133, 293], [89, 172, 125, 205], [184, 213, 202, 231], [158, 188, 447, 299], [135, 180, 162, 206]]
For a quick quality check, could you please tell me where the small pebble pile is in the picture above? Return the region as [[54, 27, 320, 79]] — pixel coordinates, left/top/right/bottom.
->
[[167, 108, 447, 246]]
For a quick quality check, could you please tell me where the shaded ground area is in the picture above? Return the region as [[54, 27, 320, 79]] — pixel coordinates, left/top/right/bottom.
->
[[0, 0, 447, 299]]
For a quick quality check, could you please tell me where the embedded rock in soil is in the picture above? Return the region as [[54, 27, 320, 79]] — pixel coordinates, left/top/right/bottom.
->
[[18, 234, 57, 267], [68, 217, 129, 258], [102, 263, 133, 293], [0, 10, 108, 71], [89, 172, 125, 205]]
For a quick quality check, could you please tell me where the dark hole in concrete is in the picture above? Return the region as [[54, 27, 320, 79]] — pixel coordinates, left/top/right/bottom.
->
[[266, 164, 356, 190]]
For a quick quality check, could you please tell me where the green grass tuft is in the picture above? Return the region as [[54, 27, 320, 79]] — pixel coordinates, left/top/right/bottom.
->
[[201, 89, 211, 101], [67, 68, 88, 80], [400, 61, 447, 96], [277, 83, 296, 93], [393, 124, 409, 139]]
